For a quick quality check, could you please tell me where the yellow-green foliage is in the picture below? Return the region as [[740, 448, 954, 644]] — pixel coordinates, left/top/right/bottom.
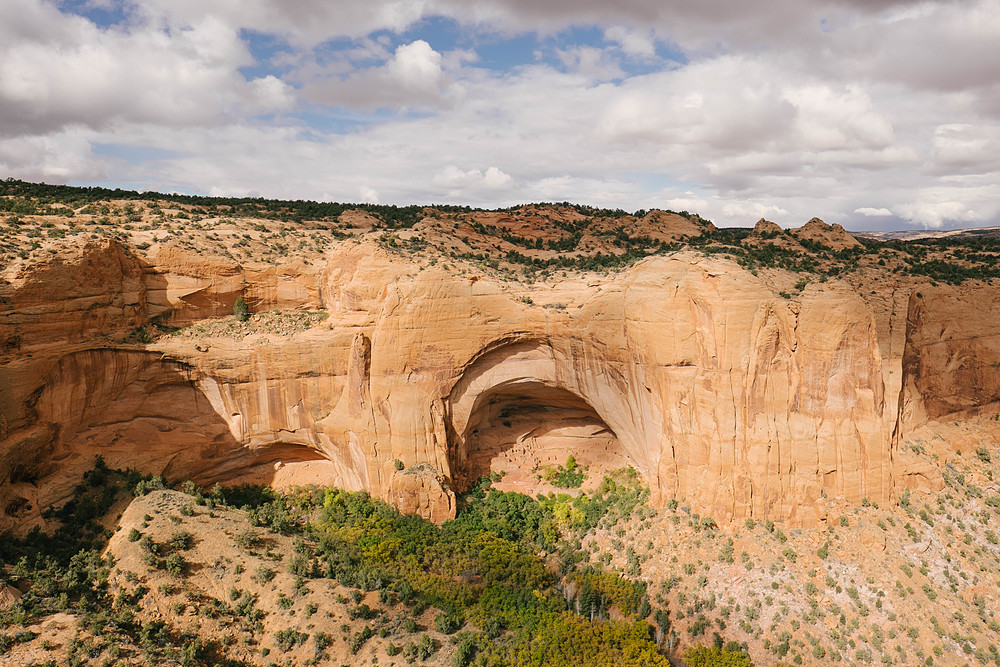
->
[[572, 569, 645, 616], [684, 644, 754, 667], [308, 478, 671, 666]]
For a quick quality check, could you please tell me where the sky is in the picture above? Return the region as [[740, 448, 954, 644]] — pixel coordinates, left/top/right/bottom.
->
[[1, 1, 999, 230]]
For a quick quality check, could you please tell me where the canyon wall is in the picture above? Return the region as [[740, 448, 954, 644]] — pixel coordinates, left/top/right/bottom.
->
[[2, 238, 998, 531]]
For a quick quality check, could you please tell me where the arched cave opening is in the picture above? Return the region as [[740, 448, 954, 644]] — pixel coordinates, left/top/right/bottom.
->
[[452, 380, 632, 495]]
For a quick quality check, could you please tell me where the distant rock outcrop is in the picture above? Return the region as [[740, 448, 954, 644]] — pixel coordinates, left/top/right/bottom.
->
[[790, 217, 863, 250], [745, 218, 805, 251]]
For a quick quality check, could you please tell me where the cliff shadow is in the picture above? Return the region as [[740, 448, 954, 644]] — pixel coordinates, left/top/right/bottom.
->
[[0, 348, 333, 533]]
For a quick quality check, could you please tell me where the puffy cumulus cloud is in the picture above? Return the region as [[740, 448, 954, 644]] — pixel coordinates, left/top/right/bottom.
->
[[0, 0, 290, 137], [249, 75, 296, 114], [721, 202, 790, 220], [896, 199, 988, 229], [661, 193, 710, 215], [385, 40, 445, 91], [855, 207, 893, 217], [432, 166, 513, 196], [784, 85, 894, 151], [594, 56, 896, 167], [302, 40, 453, 109], [0, 130, 103, 182], [359, 186, 380, 204], [595, 61, 797, 151]]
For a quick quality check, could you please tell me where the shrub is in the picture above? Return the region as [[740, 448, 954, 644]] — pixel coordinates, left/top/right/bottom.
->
[[274, 628, 308, 652], [314, 632, 331, 652], [234, 297, 250, 322], [134, 476, 167, 496], [234, 529, 262, 551], [683, 644, 753, 667], [453, 633, 478, 667], [164, 553, 186, 577], [170, 531, 193, 550], [253, 565, 275, 584], [434, 610, 465, 634], [544, 455, 586, 488], [350, 626, 374, 654]]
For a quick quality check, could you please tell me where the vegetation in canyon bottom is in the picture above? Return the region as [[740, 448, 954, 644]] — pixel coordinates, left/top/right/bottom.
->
[[3, 441, 1000, 666], [0, 457, 752, 666]]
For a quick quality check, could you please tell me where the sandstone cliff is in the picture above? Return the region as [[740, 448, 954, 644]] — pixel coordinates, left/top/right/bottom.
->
[[2, 221, 998, 531]]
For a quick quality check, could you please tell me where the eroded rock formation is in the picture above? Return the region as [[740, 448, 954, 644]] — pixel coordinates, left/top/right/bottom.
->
[[2, 231, 998, 531]]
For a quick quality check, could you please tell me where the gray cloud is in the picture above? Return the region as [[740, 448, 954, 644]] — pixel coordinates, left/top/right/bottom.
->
[[302, 40, 456, 110], [0, 1, 292, 137], [0, 0, 998, 231]]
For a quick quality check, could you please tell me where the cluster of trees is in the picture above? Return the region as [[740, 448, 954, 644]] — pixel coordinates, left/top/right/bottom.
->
[[906, 258, 1000, 284], [0, 457, 218, 665], [0, 178, 453, 228], [2, 179, 675, 232], [271, 472, 672, 666], [872, 236, 1000, 284], [542, 455, 585, 488], [0, 456, 754, 666]]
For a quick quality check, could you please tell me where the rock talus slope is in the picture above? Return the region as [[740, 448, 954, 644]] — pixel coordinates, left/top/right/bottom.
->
[[2, 236, 998, 530]]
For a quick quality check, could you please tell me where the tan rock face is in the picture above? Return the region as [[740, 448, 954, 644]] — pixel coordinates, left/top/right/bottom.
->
[[2, 237, 997, 530], [897, 286, 1000, 426], [746, 219, 805, 252], [789, 217, 863, 250], [752, 218, 783, 236]]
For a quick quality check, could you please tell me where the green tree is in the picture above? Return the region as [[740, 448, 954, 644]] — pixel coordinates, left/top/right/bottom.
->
[[233, 297, 250, 322]]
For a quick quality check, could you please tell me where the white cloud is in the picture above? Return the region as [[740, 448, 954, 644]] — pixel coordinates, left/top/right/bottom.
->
[[360, 186, 380, 204], [432, 166, 513, 194], [0, 2, 276, 136], [249, 75, 296, 113], [661, 194, 709, 214], [932, 124, 1000, 169], [0, 0, 998, 231], [784, 85, 894, 151], [386, 40, 444, 90], [604, 26, 657, 58], [0, 129, 103, 181], [302, 40, 453, 109], [835, 0, 1000, 96], [722, 202, 790, 221], [556, 46, 623, 81], [895, 201, 982, 229], [893, 183, 1000, 228], [135, 0, 430, 47]]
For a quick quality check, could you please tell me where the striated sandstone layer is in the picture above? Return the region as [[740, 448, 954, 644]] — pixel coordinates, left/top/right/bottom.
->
[[2, 236, 998, 531]]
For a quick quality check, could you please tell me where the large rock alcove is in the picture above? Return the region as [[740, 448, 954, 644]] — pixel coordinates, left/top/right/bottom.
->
[[445, 338, 652, 496]]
